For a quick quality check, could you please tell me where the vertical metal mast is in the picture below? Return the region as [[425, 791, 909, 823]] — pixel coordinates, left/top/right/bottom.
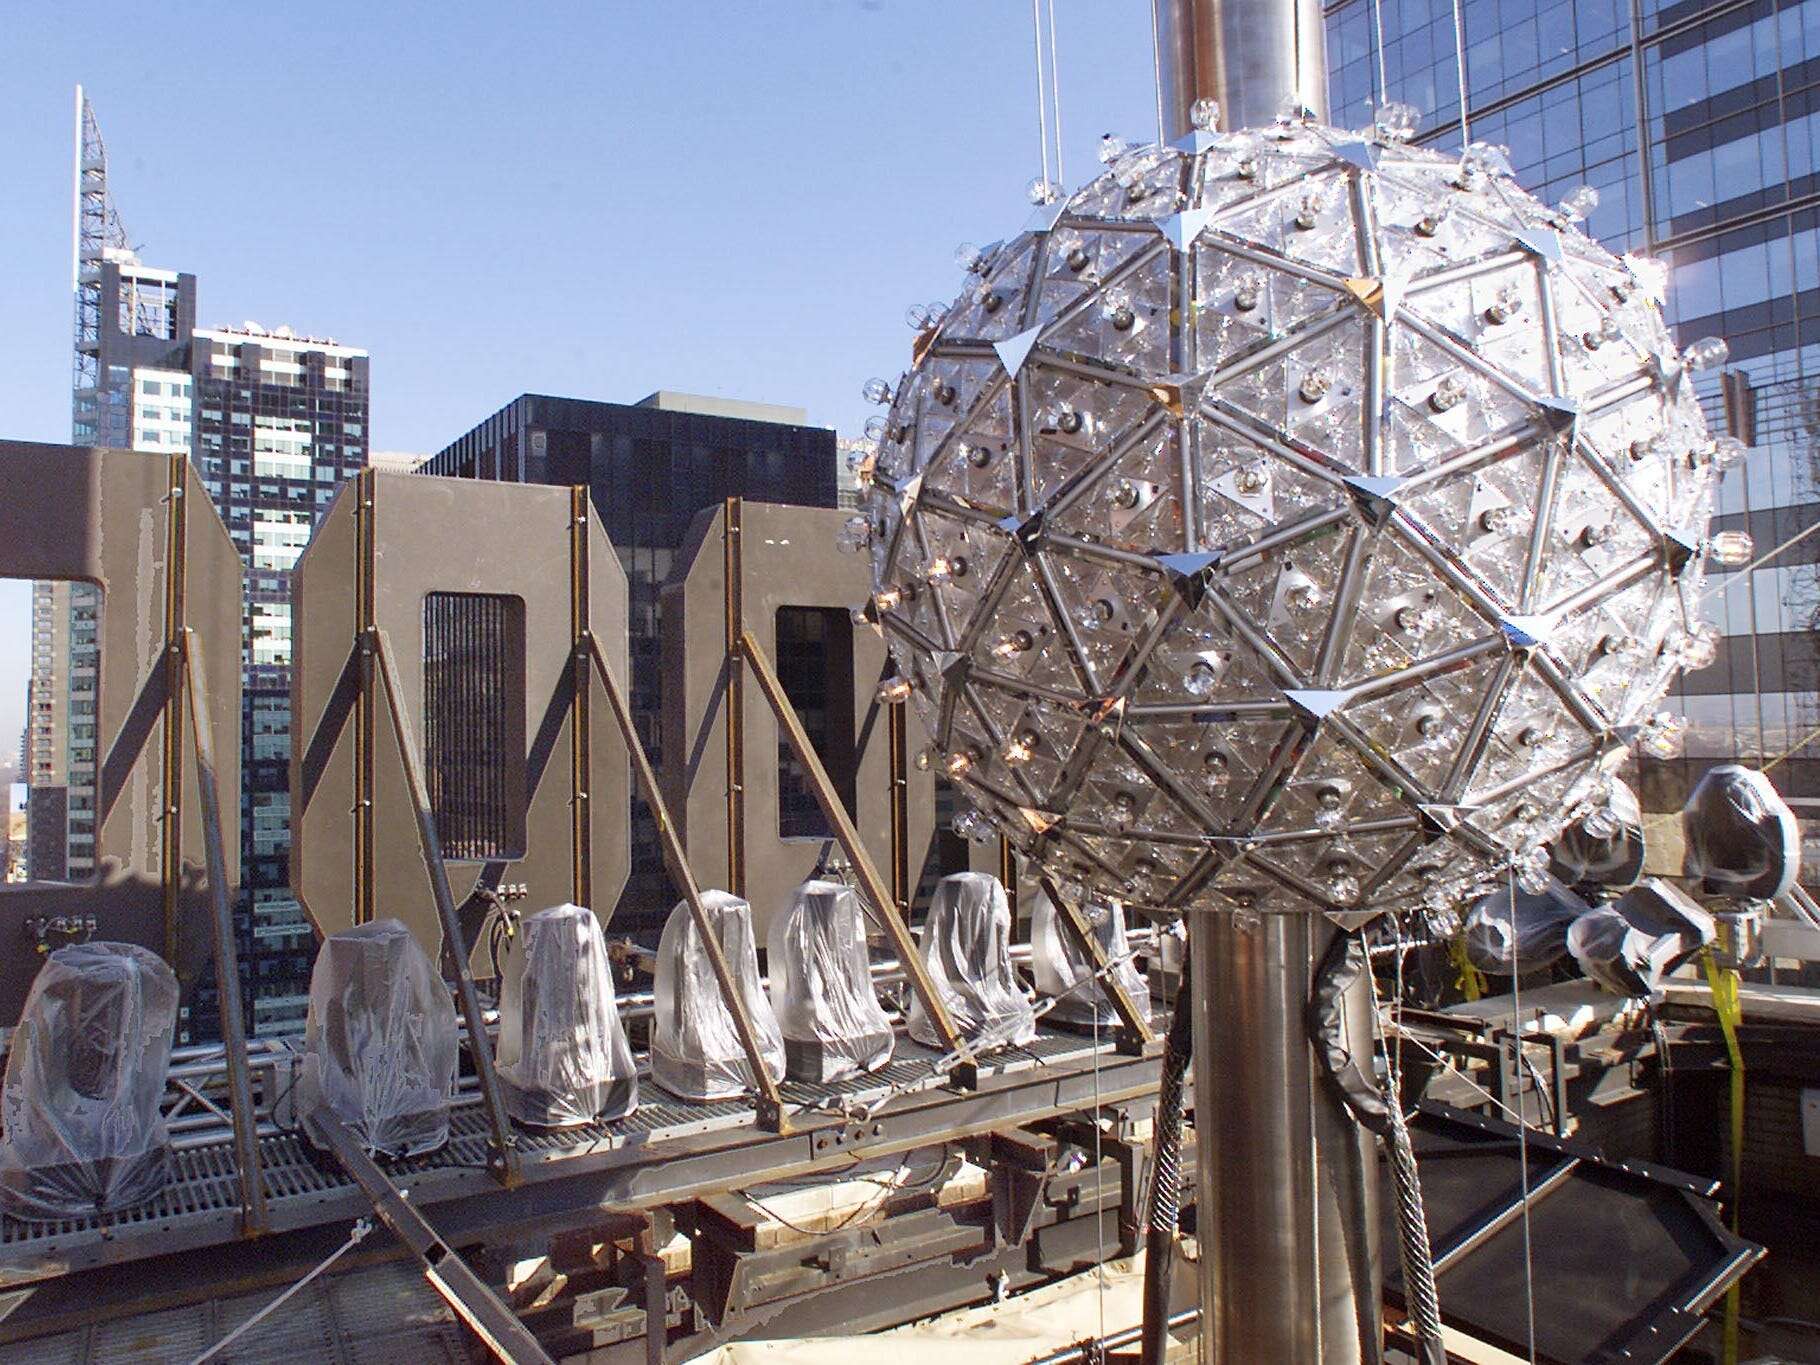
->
[[71, 85, 131, 444], [1154, 5, 1384, 1361]]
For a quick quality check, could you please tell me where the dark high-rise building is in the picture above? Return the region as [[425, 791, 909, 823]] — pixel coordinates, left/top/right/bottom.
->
[[424, 391, 838, 921], [1326, 0, 1820, 865], [187, 325, 371, 1036]]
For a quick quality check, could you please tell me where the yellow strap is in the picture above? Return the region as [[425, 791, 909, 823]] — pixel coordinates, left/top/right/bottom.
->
[[1449, 929, 1485, 1002], [1701, 948, 1745, 1365]]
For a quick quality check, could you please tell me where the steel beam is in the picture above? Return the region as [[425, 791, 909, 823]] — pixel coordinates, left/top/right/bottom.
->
[[181, 629, 269, 1235], [370, 627, 521, 1185], [738, 627, 972, 1067], [585, 634, 788, 1131], [1036, 875, 1156, 1053], [303, 1108, 555, 1365]]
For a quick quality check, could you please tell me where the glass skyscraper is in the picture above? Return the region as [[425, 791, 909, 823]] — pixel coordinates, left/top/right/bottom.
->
[[1326, 0, 1820, 865]]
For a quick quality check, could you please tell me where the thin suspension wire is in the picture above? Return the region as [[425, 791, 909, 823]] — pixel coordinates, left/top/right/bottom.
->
[[1371, 0, 1390, 110], [1149, 0, 1166, 144], [1031, 0, 1052, 190], [1507, 858, 1539, 1364], [1450, 0, 1472, 149], [1046, 0, 1064, 186]]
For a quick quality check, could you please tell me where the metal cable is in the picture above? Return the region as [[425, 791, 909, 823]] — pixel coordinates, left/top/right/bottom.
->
[[1148, 0, 1166, 145], [1139, 960, 1193, 1365], [1386, 1095, 1446, 1365], [1045, 0, 1064, 186], [1450, 0, 1471, 150], [189, 1217, 372, 1363], [1031, 0, 1052, 192], [1363, 938, 1446, 1365]]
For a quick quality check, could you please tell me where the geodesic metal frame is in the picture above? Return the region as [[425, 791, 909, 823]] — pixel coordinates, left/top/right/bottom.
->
[[854, 114, 1731, 926]]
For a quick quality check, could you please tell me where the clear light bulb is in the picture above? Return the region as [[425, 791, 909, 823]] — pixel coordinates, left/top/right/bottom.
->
[[905, 303, 932, 330], [1313, 784, 1346, 831], [1003, 729, 1039, 764], [946, 748, 978, 778], [1190, 97, 1221, 131], [1684, 336, 1729, 370], [876, 677, 913, 704], [1184, 659, 1220, 698], [1298, 370, 1331, 403], [1557, 184, 1600, 221], [1374, 100, 1420, 143], [1708, 531, 1754, 567], [1428, 374, 1466, 412], [991, 629, 1035, 660], [1202, 749, 1230, 785], [1638, 711, 1687, 759], [1712, 436, 1748, 469], [1233, 274, 1263, 311], [955, 242, 986, 273], [1106, 792, 1137, 833], [1026, 176, 1059, 205], [862, 377, 893, 405], [1582, 804, 1623, 840], [1674, 624, 1720, 671], [873, 586, 904, 612], [1099, 134, 1131, 164], [1485, 283, 1525, 325]]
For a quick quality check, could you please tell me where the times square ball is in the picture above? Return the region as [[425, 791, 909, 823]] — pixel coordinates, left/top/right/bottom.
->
[[848, 111, 1731, 927]]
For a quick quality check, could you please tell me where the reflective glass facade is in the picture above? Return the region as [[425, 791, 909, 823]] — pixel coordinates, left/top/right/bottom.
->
[[1327, 0, 1820, 859]]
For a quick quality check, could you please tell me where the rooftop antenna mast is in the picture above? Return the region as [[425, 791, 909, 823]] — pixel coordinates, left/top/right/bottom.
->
[[1155, 3, 1383, 1361], [71, 84, 132, 443]]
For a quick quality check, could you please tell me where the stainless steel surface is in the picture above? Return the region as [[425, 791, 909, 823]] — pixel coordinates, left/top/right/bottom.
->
[[1158, 0, 1328, 133], [1191, 913, 1380, 1364]]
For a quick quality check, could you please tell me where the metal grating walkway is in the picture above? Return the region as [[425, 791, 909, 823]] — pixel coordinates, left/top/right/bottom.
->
[[0, 1023, 1119, 1269]]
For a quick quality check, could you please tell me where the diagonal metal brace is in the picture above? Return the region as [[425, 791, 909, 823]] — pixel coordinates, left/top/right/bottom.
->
[[180, 628, 270, 1234], [738, 628, 975, 1074], [584, 634, 789, 1131], [303, 1107, 555, 1364], [1037, 874, 1157, 1054], [369, 627, 522, 1185]]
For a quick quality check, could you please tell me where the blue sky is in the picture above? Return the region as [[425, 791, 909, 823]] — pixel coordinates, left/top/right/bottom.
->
[[0, 2, 1162, 763]]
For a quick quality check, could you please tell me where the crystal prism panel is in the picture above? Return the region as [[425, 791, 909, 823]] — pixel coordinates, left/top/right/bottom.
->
[[855, 119, 1724, 924]]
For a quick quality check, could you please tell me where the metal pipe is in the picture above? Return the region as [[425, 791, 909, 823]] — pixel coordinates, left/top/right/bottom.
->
[[1191, 914, 1381, 1363], [1157, 0, 1328, 133]]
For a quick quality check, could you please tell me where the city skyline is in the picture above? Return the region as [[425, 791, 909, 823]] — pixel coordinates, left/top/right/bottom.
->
[[0, 2, 1164, 762]]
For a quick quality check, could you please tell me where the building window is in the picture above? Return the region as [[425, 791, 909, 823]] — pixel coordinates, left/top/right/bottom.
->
[[774, 606, 856, 839], [422, 592, 527, 861]]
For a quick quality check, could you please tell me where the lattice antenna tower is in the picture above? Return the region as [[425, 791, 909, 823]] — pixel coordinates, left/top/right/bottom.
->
[[71, 84, 134, 442]]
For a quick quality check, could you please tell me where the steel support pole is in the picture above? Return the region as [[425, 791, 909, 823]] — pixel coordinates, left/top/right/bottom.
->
[[1151, 5, 1383, 1358], [1191, 915, 1380, 1363], [1157, 0, 1327, 133], [181, 631, 269, 1236], [369, 628, 522, 1185], [585, 634, 789, 1131]]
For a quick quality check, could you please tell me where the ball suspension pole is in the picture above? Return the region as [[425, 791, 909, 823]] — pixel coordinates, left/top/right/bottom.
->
[[1159, 2, 1382, 1359]]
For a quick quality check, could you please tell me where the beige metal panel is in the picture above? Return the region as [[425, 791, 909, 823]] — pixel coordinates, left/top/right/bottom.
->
[[292, 473, 630, 958], [0, 442, 243, 1018], [661, 501, 938, 936]]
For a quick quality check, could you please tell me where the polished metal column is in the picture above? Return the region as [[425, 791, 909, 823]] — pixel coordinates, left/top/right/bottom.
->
[[1191, 916, 1380, 1362], [1158, 0, 1329, 131], [1161, 3, 1382, 1359]]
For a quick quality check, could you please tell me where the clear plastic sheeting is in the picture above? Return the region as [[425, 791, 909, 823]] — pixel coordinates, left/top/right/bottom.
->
[[907, 872, 1036, 1051], [768, 880, 894, 1084], [1568, 879, 1715, 998], [1549, 779, 1646, 891], [0, 942, 178, 1221], [1461, 879, 1589, 975], [1682, 765, 1800, 903], [497, 905, 637, 1127], [651, 892, 785, 1102], [298, 919, 458, 1158], [1028, 887, 1151, 1028]]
